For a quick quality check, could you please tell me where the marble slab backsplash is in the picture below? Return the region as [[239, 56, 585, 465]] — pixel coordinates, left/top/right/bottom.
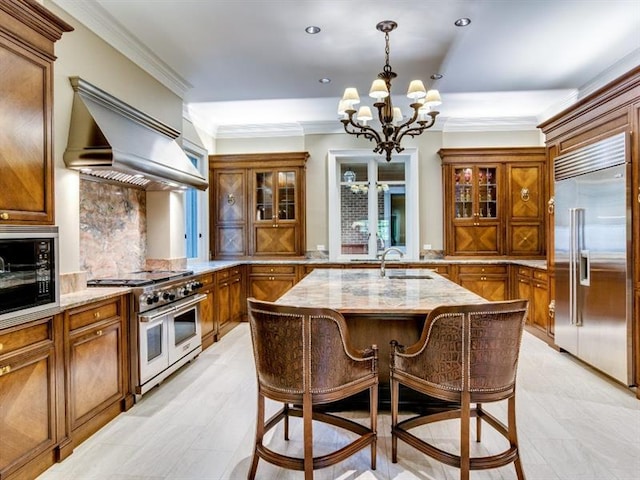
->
[[79, 180, 147, 278]]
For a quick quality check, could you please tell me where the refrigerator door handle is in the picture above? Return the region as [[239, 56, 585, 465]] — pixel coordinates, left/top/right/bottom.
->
[[569, 208, 577, 326], [579, 250, 590, 287]]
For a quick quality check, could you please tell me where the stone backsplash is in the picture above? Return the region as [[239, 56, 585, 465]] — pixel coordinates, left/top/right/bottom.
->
[[79, 180, 147, 278]]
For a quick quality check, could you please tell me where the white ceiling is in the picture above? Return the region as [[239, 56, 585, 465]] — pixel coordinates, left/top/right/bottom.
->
[[52, 0, 640, 136]]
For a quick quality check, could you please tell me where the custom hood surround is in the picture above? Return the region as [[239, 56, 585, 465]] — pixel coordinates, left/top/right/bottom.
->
[[64, 77, 208, 191]]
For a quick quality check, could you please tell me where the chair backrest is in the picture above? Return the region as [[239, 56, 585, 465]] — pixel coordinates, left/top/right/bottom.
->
[[394, 300, 528, 396], [247, 298, 376, 401]]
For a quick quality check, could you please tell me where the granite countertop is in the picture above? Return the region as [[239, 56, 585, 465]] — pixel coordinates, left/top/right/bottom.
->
[[276, 268, 487, 314], [59, 257, 546, 311]]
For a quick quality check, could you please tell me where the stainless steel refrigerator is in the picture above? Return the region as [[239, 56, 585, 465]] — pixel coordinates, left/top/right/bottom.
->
[[554, 132, 633, 386]]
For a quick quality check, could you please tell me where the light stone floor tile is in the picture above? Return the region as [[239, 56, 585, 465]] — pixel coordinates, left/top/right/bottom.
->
[[38, 324, 640, 480]]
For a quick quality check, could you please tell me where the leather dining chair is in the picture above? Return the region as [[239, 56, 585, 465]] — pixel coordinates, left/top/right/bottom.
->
[[246, 298, 378, 480], [389, 300, 529, 480]]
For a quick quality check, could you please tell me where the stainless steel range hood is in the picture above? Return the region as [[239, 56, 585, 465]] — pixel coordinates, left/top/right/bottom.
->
[[64, 77, 208, 191]]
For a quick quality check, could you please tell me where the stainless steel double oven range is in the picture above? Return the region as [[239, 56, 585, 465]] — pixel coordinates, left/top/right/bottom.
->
[[88, 270, 205, 399]]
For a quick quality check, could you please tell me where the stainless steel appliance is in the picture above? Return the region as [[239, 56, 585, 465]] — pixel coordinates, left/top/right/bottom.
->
[[0, 226, 59, 328], [554, 132, 633, 385], [88, 270, 205, 398]]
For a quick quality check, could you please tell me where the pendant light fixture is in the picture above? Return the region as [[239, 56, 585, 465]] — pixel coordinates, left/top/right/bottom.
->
[[339, 20, 442, 162]]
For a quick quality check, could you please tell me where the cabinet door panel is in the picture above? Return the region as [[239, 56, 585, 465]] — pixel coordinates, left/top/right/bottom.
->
[[254, 226, 297, 254], [532, 282, 549, 333], [216, 171, 246, 222], [454, 225, 499, 255], [510, 224, 542, 255], [216, 226, 246, 256], [217, 281, 231, 328], [0, 40, 52, 223], [69, 322, 122, 427], [509, 165, 541, 219], [0, 346, 55, 471], [249, 277, 296, 302], [229, 277, 243, 321]]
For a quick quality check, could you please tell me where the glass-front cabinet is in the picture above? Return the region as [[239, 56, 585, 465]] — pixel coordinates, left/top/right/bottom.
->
[[454, 166, 498, 221], [252, 168, 302, 256], [443, 160, 502, 256]]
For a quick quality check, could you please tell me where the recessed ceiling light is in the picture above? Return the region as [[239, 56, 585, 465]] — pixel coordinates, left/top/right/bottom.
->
[[454, 17, 471, 27], [431, 73, 443, 80], [319, 78, 331, 84], [305, 25, 321, 34]]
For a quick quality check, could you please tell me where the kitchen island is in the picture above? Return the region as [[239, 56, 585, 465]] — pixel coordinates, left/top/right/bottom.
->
[[276, 268, 487, 408]]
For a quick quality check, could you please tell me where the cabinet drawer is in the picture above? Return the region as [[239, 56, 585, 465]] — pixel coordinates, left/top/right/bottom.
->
[[199, 273, 215, 287], [250, 265, 296, 275], [217, 269, 231, 281], [516, 266, 531, 277], [69, 299, 120, 331], [422, 264, 449, 275], [533, 269, 548, 282], [0, 318, 53, 356], [458, 265, 507, 275]]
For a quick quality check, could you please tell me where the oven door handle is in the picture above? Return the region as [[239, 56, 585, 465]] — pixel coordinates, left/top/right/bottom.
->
[[173, 293, 207, 313], [139, 293, 207, 322]]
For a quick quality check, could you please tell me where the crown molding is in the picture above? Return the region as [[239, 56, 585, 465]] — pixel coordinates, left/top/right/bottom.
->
[[51, 0, 191, 98], [441, 116, 539, 132]]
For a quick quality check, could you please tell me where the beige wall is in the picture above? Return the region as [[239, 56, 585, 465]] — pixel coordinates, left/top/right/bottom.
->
[[216, 128, 543, 253], [46, 1, 188, 275]]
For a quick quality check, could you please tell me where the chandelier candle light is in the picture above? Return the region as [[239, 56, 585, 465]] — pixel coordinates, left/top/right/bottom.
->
[[339, 20, 442, 162]]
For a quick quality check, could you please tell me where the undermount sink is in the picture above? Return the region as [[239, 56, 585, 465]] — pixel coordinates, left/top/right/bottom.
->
[[386, 274, 432, 280]]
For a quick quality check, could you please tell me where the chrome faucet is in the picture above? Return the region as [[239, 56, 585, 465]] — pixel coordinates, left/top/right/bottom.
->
[[0, 256, 5, 273], [380, 247, 404, 277]]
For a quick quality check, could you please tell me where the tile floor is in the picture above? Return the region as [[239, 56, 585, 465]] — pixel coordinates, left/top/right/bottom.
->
[[38, 324, 640, 480]]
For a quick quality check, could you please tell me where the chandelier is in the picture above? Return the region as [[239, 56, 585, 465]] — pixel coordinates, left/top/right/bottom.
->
[[339, 20, 441, 162]]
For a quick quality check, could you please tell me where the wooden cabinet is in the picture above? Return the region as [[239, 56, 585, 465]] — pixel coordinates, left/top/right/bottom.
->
[[514, 266, 551, 341], [64, 296, 130, 449], [199, 273, 217, 349], [456, 264, 508, 301], [0, 316, 60, 480], [252, 167, 303, 256], [0, 1, 72, 225], [507, 162, 545, 255], [439, 147, 546, 257], [247, 264, 298, 302], [211, 169, 248, 257], [210, 152, 308, 258], [216, 266, 244, 338]]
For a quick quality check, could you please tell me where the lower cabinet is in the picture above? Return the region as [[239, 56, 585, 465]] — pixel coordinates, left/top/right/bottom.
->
[[456, 264, 508, 301], [514, 266, 550, 341], [63, 295, 130, 453], [199, 273, 217, 349], [247, 264, 298, 302], [216, 266, 244, 338], [0, 316, 60, 480]]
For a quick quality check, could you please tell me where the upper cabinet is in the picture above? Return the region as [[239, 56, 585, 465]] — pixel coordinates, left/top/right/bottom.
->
[[209, 152, 308, 258], [0, 1, 73, 225], [440, 147, 546, 257]]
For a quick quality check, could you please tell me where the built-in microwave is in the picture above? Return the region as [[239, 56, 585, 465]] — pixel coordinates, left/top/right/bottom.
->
[[0, 226, 59, 328]]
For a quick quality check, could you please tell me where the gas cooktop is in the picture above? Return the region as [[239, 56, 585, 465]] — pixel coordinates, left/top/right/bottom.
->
[[87, 270, 194, 287]]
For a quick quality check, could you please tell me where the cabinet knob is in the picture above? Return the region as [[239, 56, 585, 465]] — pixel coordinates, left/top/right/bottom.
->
[[0, 343, 3, 351], [94, 311, 101, 319], [0, 365, 11, 376], [520, 187, 530, 202], [548, 300, 556, 318], [0, 212, 8, 220], [547, 197, 555, 214], [96, 330, 103, 336]]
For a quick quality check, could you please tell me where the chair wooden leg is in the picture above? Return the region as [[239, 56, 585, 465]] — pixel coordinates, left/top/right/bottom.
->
[[508, 396, 526, 480], [390, 376, 399, 463], [303, 393, 314, 480], [460, 392, 471, 480], [247, 393, 265, 480], [370, 384, 378, 470], [284, 403, 289, 441], [476, 402, 482, 442]]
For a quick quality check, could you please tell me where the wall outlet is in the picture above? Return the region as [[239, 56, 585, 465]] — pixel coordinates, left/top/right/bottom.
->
[[423, 244, 432, 250], [316, 244, 326, 251]]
